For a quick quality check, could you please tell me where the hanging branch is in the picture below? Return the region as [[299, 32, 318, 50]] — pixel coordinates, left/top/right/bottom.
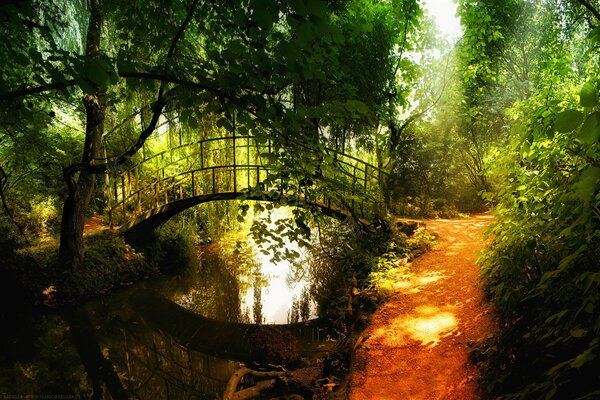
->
[[0, 166, 29, 244], [63, 0, 202, 179], [385, 49, 454, 168], [0, 80, 77, 100]]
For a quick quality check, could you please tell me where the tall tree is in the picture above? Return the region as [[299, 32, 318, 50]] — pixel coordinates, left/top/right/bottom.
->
[[1, 0, 421, 268], [59, 0, 106, 267]]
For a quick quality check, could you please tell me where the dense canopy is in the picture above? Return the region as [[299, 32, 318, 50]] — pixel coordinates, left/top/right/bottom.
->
[[1, 0, 600, 398]]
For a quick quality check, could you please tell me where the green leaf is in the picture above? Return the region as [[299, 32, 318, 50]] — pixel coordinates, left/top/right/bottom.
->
[[580, 81, 599, 108], [587, 26, 600, 44], [578, 111, 600, 144], [251, 0, 277, 30], [216, 118, 233, 132], [570, 346, 597, 368], [555, 109, 584, 132], [296, 21, 317, 44], [188, 114, 199, 129], [573, 167, 600, 204], [346, 99, 369, 114], [81, 53, 118, 92]]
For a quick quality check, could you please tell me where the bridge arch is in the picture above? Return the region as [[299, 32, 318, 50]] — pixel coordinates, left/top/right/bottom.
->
[[105, 135, 388, 245], [123, 191, 370, 246]]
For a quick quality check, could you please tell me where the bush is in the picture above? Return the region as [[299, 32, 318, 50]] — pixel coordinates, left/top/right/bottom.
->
[[478, 124, 600, 399], [141, 218, 198, 272], [392, 196, 465, 218], [64, 233, 150, 299]]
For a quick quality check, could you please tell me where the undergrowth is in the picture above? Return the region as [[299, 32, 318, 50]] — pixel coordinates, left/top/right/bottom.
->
[[366, 223, 435, 299], [477, 114, 600, 399], [1, 217, 198, 307]]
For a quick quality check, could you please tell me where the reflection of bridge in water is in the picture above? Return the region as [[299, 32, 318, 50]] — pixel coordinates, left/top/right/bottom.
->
[[99, 290, 336, 399], [105, 135, 388, 239]]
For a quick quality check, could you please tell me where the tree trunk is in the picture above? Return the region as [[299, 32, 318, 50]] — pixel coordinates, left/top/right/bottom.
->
[[59, 0, 105, 269], [64, 308, 129, 400]]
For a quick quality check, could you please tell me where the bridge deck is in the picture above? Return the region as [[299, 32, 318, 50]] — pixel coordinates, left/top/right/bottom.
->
[[106, 136, 388, 232]]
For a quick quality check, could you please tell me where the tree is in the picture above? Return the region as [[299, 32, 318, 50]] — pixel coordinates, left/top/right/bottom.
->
[[1, 0, 423, 268], [470, 0, 600, 397]]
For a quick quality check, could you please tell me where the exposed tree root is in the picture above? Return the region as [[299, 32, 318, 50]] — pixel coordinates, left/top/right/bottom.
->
[[223, 367, 284, 400]]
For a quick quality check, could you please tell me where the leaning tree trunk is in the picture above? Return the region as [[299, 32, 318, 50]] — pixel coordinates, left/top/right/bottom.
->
[[59, 0, 105, 269]]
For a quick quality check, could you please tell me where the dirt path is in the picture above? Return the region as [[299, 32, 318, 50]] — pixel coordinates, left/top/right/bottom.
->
[[349, 214, 494, 400]]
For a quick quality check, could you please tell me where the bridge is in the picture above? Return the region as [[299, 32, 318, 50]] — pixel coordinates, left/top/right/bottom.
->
[[105, 134, 388, 241]]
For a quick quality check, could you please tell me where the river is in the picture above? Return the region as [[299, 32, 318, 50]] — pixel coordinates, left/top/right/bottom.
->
[[0, 207, 343, 398]]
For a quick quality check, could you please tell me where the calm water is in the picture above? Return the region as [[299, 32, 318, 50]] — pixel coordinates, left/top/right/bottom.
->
[[0, 222, 335, 399]]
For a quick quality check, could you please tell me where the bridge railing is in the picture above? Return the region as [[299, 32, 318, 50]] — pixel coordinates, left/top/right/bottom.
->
[[106, 136, 387, 226]]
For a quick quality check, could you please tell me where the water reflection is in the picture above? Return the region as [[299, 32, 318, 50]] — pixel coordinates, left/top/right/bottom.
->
[[0, 205, 337, 398], [0, 311, 90, 397], [162, 205, 318, 324]]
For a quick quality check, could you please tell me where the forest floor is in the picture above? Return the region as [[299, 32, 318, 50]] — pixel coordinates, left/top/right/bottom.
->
[[349, 214, 495, 400]]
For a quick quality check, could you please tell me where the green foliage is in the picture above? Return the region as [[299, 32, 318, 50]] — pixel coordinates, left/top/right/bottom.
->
[[247, 203, 312, 264], [367, 223, 434, 297], [479, 156, 600, 398], [142, 217, 198, 272], [392, 196, 464, 218], [475, 2, 600, 396], [0, 0, 423, 262], [306, 215, 434, 317], [66, 234, 149, 298], [0, 230, 153, 305]]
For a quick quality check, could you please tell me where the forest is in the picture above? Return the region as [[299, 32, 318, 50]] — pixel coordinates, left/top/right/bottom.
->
[[0, 0, 599, 399]]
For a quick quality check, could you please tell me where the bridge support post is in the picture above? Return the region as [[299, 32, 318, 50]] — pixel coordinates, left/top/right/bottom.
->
[[212, 167, 216, 194], [192, 171, 196, 196], [233, 123, 237, 193]]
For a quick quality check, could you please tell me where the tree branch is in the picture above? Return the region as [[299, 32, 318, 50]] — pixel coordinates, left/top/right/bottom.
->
[[0, 166, 29, 244], [65, 0, 202, 176], [119, 71, 214, 90], [0, 80, 77, 101], [156, 0, 203, 100], [575, 0, 600, 21], [222, 367, 283, 400], [386, 50, 452, 166]]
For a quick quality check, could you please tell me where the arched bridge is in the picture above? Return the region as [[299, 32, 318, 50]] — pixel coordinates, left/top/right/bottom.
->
[[105, 135, 388, 242]]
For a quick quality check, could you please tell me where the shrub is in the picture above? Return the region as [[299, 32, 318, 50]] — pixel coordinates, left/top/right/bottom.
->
[[142, 218, 198, 272]]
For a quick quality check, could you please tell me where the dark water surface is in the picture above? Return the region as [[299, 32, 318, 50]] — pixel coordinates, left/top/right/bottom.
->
[[0, 233, 329, 399]]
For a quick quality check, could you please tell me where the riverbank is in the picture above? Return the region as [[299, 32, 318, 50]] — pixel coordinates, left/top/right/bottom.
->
[[0, 212, 438, 398], [0, 217, 199, 307]]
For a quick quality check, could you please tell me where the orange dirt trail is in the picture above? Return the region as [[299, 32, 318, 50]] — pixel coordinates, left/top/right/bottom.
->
[[349, 214, 495, 400]]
